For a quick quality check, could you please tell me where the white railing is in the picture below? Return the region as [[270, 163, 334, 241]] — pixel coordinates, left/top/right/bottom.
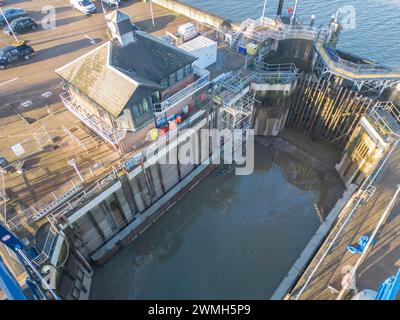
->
[[315, 42, 400, 77], [368, 101, 400, 140], [253, 62, 299, 84], [50, 167, 120, 221], [6, 178, 82, 231], [32, 225, 59, 267], [153, 66, 210, 114], [240, 16, 320, 43], [50, 109, 212, 222], [60, 92, 126, 145]]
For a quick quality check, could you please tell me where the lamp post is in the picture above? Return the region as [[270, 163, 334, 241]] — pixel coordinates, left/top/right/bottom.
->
[[0, 8, 18, 43], [291, 0, 299, 25], [149, 0, 155, 28], [68, 158, 84, 183], [261, 0, 267, 24]]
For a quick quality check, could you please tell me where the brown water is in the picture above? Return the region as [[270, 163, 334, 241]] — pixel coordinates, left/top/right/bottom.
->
[[90, 140, 343, 299]]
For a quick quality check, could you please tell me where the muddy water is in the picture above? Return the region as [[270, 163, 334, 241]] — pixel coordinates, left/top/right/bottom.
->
[[90, 140, 343, 299]]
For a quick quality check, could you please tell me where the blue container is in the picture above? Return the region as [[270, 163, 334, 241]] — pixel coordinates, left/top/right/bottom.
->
[[238, 46, 247, 54]]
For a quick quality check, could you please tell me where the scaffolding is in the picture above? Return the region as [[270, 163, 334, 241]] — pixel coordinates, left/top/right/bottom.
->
[[213, 70, 256, 165]]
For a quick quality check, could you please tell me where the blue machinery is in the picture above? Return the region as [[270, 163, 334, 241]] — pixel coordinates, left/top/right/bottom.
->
[[0, 223, 60, 300], [375, 269, 400, 300]]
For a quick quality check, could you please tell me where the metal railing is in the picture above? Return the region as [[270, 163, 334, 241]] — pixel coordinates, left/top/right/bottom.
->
[[153, 66, 210, 114], [253, 62, 299, 84], [239, 16, 320, 43], [32, 224, 59, 267], [50, 167, 120, 221], [294, 137, 399, 300], [60, 92, 126, 145], [315, 41, 400, 77], [6, 178, 83, 231], [368, 101, 400, 140]]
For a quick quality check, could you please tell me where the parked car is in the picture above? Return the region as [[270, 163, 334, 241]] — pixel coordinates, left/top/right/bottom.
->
[[101, 0, 120, 8], [0, 41, 35, 70], [4, 17, 38, 35], [70, 0, 96, 15], [0, 157, 8, 172], [0, 8, 26, 27]]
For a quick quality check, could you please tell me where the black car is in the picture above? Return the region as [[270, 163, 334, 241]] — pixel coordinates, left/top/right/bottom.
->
[[4, 17, 38, 35], [0, 157, 9, 172], [0, 42, 35, 70], [0, 8, 26, 26]]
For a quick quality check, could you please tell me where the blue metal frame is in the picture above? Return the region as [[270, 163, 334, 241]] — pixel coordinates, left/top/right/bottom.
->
[[0, 256, 27, 300], [375, 269, 400, 300]]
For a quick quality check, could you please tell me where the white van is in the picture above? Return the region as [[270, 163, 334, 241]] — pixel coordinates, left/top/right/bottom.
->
[[70, 0, 96, 15], [177, 23, 198, 42]]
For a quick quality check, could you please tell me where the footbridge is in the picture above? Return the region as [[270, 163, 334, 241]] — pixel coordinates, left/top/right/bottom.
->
[[313, 39, 400, 96]]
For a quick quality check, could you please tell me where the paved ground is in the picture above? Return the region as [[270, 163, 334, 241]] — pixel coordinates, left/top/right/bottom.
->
[[0, 0, 242, 293], [289, 143, 400, 300], [0, 1, 244, 221]]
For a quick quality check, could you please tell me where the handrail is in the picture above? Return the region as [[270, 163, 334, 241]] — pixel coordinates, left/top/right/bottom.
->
[[240, 16, 320, 42], [6, 178, 82, 230], [315, 42, 400, 76], [60, 92, 126, 145], [153, 66, 210, 114]]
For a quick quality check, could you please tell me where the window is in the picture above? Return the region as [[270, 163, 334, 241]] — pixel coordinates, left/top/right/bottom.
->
[[142, 98, 149, 113], [177, 68, 184, 81], [184, 64, 192, 76], [132, 98, 150, 117], [151, 91, 160, 103], [160, 78, 168, 88], [169, 73, 176, 86]]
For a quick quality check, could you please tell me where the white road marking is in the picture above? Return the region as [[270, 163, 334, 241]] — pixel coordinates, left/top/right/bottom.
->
[[42, 91, 53, 98], [20, 100, 32, 108], [0, 77, 19, 87], [84, 35, 96, 45]]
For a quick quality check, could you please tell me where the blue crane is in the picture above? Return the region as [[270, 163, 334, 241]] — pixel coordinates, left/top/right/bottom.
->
[[0, 222, 60, 300]]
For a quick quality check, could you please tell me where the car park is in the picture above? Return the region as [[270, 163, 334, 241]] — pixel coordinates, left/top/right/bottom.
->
[[3, 17, 38, 35], [0, 41, 35, 70], [70, 0, 96, 15], [0, 8, 26, 26]]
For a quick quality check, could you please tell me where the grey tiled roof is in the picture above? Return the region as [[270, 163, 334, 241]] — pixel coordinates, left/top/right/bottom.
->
[[111, 31, 198, 83], [56, 31, 197, 118], [56, 43, 138, 117]]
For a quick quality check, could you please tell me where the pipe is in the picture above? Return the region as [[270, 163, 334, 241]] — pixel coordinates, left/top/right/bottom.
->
[[277, 0, 284, 16]]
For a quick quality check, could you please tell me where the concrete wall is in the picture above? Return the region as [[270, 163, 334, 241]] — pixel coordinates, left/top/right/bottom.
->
[[62, 110, 216, 261], [150, 0, 237, 30], [270, 39, 315, 73]]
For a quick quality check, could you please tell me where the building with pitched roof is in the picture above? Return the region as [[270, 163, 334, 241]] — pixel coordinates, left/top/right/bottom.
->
[[56, 10, 210, 154]]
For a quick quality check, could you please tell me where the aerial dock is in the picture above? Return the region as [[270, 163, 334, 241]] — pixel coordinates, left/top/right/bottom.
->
[[1, 0, 400, 300]]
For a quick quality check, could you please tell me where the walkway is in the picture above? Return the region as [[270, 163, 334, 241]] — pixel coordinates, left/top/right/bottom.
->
[[289, 143, 400, 300]]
